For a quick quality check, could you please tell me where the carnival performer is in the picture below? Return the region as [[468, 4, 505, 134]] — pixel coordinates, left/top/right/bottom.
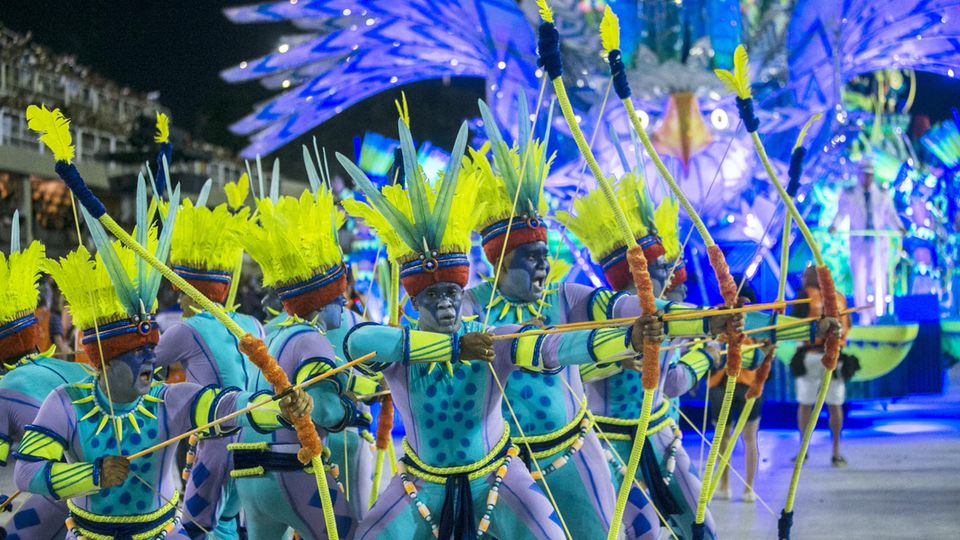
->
[[337, 119, 667, 539], [153, 176, 261, 539], [0, 222, 90, 540], [230, 176, 363, 539], [459, 101, 754, 539], [13, 181, 310, 540]]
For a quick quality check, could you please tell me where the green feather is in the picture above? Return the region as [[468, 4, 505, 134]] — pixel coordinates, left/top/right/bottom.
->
[[478, 99, 522, 210], [270, 158, 280, 203], [335, 152, 420, 250], [147, 184, 179, 307], [80, 206, 138, 317], [303, 145, 322, 194], [195, 178, 213, 208], [431, 121, 469, 246], [397, 119, 433, 246], [135, 174, 148, 305]]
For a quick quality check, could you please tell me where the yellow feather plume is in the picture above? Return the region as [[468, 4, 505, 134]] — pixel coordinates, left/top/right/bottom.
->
[[793, 113, 823, 151], [545, 256, 571, 286], [224, 173, 250, 211], [239, 189, 345, 287], [554, 173, 651, 261], [43, 237, 156, 330], [342, 167, 485, 264], [654, 198, 681, 261], [154, 111, 170, 144], [467, 141, 552, 230], [25, 104, 75, 163], [535, 0, 554, 23], [0, 241, 46, 325], [713, 44, 752, 99], [599, 6, 620, 56], [170, 201, 250, 273]]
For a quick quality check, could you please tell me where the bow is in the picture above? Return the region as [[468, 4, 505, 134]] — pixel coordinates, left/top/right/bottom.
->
[[596, 9, 744, 538], [715, 45, 842, 540], [534, 5, 661, 539], [27, 105, 341, 539]]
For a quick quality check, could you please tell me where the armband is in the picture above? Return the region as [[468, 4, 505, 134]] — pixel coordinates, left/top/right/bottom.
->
[[13, 425, 66, 462], [407, 330, 455, 364]]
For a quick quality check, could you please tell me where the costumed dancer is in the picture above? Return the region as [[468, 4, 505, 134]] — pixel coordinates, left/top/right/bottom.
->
[[461, 100, 748, 539], [558, 188, 717, 539], [14, 113, 312, 538], [337, 119, 659, 539], [0, 217, 90, 540], [230, 173, 361, 539], [153, 179, 261, 539]]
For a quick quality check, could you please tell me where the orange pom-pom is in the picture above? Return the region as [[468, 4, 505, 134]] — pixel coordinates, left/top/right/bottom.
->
[[816, 266, 841, 370], [375, 396, 395, 450], [625, 245, 660, 390]]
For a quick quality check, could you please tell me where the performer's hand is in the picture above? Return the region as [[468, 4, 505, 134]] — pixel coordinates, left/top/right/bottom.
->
[[708, 310, 745, 337], [520, 317, 545, 327], [621, 353, 642, 373], [705, 345, 724, 369], [460, 332, 495, 363], [760, 339, 777, 357], [630, 312, 665, 352], [817, 317, 842, 340], [100, 455, 129, 489], [280, 388, 313, 420]]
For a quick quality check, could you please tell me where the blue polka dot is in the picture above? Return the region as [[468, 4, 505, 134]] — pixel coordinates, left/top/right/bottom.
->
[[101, 488, 111, 498], [146, 429, 158, 439], [445, 386, 454, 396], [129, 434, 142, 445], [90, 438, 100, 449], [438, 412, 447, 421], [105, 438, 116, 449], [545, 421, 557, 430], [440, 399, 449, 408], [424, 403, 435, 413], [119, 492, 131, 504], [429, 438, 440, 448], [460, 438, 470, 448], [535, 410, 547, 420], [465, 420, 475, 429], [129, 464, 138, 473], [543, 377, 556, 387], [136, 501, 147, 511], [456, 450, 467, 460], [101, 506, 113, 514], [436, 452, 447, 463], [464, 383, 477, 395], [425, 419, 435, 429], [426, 386, 437, 398], [539, 396, 551, 407], [510, 372, 523, 381], [628, 385, 639, 394], [520, 386, 534, 399], [471, 364, 483, 373], [453, 412, 464, 422], [524, 423, 537, 433], [139, 462, 151, 473], [442, 428, 454, 439], [462, 400, 475, 410], [454, 369, 466, 380]]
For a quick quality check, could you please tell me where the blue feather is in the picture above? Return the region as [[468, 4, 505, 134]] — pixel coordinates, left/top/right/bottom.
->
[[196, 179, 213, 208], [147, 184, 180, 307], [80, 206, 139, 317], [397, 119, 432, 246], [431, 121, 469, 246], [10, 210, 20, 253], [335, 152, 420, 250], [608, 124, 631, 172], [517, 88, 530, 158]]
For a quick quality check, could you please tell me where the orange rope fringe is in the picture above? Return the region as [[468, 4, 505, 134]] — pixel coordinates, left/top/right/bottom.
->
[[816, 266, 841, 370], [625, 245, 660, 390], [240, 334, 322, 463]]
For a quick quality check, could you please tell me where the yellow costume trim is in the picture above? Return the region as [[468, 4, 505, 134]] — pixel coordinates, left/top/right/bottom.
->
[[247, 393, 284, 431], [191, 387, 218, 434], [49, 461, 98, 499], [67, 492, 179, 540], [401, 424, 511, 483], [17, 429, 64, 461], [0, 439, 9, 464], [513, 404, 586, 445], [226, 442, 270, 452], [594, 400, 672, 441], [230, 466, 265, 479]]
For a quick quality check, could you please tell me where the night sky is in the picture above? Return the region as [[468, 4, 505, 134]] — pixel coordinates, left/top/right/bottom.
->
[[2, 1, 959, 173]]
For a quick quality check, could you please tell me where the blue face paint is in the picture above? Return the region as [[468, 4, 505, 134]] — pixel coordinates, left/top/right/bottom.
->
[[498, 241, 550, 303], [413, 282, 463, 334], [319, 297, 345, 330], [102, 346, 156, 403]]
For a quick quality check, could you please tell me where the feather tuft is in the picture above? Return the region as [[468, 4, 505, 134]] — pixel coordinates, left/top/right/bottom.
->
[[25, 104, 75, 163], [793, 113, 823, 151], [0, 240, 46, 325], [224, 173, 250, 210], [154, 112, 170, 144], [732, 45, 751, 99], [535, 0, 554, 23], [395, 91, 411, 128], [599, 6, 620, 55], [654, 198, 681, 261], [171, 200, 250, 273]]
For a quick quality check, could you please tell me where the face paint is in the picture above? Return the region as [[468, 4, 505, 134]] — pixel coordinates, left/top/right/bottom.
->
[[647, 258, 671, 298], [664, 283, 688, 303], [412, 282, 463, 334], [498, 241, 550, 303], [319, 298, 345, 331], [101, 346, 157, 403]]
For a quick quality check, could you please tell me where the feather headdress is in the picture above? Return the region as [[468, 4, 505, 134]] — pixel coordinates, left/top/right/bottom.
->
[[469, 95, 554, 265], [339, 119, 479, 296], [0, 211, 47, 362], [555, 172, 665, 291], [239, 148, 348, 317]]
